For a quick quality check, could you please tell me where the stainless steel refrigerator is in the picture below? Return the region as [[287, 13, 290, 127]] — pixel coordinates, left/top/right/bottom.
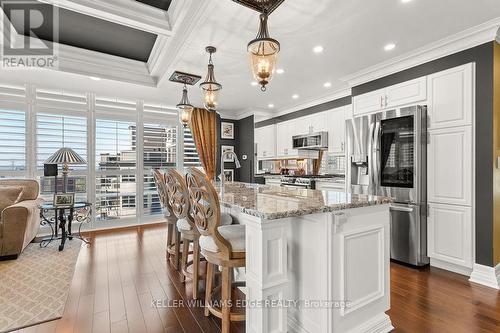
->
[[347, 105, 429, 266]]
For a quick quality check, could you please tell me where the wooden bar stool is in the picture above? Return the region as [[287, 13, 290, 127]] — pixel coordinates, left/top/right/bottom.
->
[[185, 168, 245, 333], [165, 169, 205, 299], [153, 169, 180, 269]]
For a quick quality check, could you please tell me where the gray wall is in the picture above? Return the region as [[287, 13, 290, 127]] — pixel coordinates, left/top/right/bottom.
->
[[216, 115, 255, 183]]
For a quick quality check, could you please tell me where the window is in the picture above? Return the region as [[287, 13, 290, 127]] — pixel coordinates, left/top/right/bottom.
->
[[0, 109, 26, 173], [36, 113, 88, 201], [143, 123, 178, 216], [183, 127, 201, 168], [95, 119, 137, 221]]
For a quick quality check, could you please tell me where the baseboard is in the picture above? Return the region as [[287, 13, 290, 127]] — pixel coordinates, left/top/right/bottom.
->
[[469, 263, 500, 289], [348, 313, 394, 333], [430, 258, 472, 276]]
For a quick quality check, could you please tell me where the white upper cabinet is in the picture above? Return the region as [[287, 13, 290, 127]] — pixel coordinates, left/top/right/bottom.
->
[[385, 77, 427, 108], [353, 77, 427, 116], [427, 203, 473, 269], [255, 124, 276, 158], [276, 120, 297, 156], [295, 112, 327, 135], [353, 90, 385, 116], [427, 126, 472, 206], [427, 63, 473, 129], [326, 106, 346, 154]]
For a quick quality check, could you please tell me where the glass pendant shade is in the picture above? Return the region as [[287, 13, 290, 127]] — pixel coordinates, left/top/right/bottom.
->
[[177, 85, 194, 128], [248, 13, 280, 92], [200, 47, 222, 112]]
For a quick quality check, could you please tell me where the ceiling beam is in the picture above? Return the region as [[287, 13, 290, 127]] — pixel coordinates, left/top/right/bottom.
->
[[39, 0, 172, 36]]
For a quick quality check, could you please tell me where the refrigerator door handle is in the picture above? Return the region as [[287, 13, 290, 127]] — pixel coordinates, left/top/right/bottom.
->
[[372, 121, 381, 190], [367, 120, 375, 193]]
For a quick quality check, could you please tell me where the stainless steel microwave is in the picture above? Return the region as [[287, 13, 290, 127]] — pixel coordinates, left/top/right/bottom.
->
[[292, 131, 328, 150]]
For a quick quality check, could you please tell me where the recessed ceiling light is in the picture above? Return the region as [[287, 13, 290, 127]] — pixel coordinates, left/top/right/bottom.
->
[[292, 94, 299, 99], [89, 76, 101, 81], [268, 103, 275, 108], [276, 68, 285, 74], [313, 45, 324, 53], [251, 81, 258, 86], [323, 82, 332, 88], [384, 43, 396, 51], [401, 0, 413, 3]]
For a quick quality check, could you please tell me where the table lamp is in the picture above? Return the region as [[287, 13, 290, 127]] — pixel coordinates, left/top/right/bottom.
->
[[44, 148, 87, 193]]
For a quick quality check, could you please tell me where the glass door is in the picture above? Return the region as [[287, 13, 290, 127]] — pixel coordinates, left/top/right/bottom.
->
[[380, 115, 414, 188]]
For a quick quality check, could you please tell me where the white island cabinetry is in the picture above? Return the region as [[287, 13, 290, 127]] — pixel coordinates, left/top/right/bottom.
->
[[218, 183, 393, 333]]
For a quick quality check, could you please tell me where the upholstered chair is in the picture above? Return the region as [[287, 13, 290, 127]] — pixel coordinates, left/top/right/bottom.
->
[[185, 168, 245, 333], [0, 180, 44, 260]]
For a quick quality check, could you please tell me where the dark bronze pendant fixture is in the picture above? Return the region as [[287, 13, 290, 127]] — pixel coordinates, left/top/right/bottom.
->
[[177, 84, 194, 128], [247, 13, 280, 91], [169, 71, 201, 128], [232, 0, 284, 92], [199, 46, 222, 112]]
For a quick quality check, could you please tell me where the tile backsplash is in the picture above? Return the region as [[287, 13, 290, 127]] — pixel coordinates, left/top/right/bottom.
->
[[320, 153, 346, 175]]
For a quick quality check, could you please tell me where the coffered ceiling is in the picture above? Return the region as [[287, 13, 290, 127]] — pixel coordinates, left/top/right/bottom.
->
[[0, 0, 499, 118]]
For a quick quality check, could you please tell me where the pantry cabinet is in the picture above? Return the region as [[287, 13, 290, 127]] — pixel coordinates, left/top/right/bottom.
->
[[427, 203, 473, 269], [427, 63, 473, 129]]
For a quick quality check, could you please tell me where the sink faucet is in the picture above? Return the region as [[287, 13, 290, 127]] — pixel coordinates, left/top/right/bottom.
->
[[220, 150, 241, 196]]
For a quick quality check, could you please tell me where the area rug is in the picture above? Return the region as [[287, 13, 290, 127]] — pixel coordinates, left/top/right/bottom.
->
[[0, 239, 82, 333]]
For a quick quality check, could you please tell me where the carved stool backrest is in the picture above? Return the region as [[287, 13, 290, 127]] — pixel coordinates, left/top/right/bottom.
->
[[166, 169, 196, 229], [185, 168, 233, 257], [153, 169, 173, 218]]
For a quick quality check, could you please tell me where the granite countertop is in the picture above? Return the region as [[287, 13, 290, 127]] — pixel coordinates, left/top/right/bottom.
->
[[217, 182, 391, 220]]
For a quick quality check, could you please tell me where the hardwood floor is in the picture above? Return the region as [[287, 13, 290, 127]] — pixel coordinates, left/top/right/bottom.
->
[[15, 224, 500, 333]]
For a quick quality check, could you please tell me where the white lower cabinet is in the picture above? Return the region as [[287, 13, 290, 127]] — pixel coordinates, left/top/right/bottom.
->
[[427, 126, 472, 206], [315, 181, 345, 191], [427, 203, 473, 269]]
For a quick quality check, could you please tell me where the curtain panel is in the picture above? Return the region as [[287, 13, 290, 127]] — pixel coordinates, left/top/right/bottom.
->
[[189, 108, 217, 180]]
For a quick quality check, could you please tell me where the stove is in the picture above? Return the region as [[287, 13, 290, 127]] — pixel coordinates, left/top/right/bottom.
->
[[280, 176, 316, 189]]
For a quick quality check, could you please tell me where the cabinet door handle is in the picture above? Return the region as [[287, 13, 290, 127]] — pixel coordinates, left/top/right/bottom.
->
[[341, 142, 344, 151], [384, 95, 388, 107]]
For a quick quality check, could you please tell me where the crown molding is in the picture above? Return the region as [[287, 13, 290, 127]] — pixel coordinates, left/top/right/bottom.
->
[[341, 17, 500, 87], [150, 0, 214, 83], [218, 107, 273, 121], [271, 88, 352, 118], [39, 0, 172, 36]]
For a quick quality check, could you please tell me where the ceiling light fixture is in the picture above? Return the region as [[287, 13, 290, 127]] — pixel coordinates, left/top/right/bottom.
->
[[177, 84, 194, 128], [168, 71, 201, 128], [292, 94, 299, 99], [313, 45, 324, 53], [384, 43, 396, 51], [323, 82, 332, 88], [268, 103, 275, 108], [247, 13, 280, 92], [89, 76, 101, 81], [401, 0, 413, 3], [200, 46, 222, 112], [276, 68, 285, 74]]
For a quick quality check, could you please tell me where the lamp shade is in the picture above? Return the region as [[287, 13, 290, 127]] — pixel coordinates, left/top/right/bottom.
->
[[44, 148, 87, 165]]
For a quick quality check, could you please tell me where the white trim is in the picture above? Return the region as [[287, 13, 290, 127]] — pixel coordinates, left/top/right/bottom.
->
[[430, 258, 473, 276], [346, 313, 394, 333], [39, 0, 172, 36], [151, 0, 215, 83], [341, 17, 500, 87], [469, 263, 500, 289]]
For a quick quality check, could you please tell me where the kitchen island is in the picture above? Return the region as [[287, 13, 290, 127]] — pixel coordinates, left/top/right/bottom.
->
[[217, 182, 393, 333]]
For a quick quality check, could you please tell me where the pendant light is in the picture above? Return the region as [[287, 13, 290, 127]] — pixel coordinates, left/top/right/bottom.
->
[[248, 13, 280, 92], [199, 46, 222, 112], [177, 84, 194, 128]]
